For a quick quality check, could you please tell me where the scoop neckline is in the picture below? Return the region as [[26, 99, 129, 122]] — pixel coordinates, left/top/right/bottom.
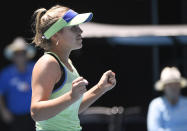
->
[[45, 52, 74, 74]]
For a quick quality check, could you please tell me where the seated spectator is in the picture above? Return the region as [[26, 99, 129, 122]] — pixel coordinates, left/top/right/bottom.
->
[[147, 66, 187, 131]]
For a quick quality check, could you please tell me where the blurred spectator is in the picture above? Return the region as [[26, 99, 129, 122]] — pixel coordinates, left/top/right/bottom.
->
[[147, 66, 187, 131], [0, 37, 36, 131]]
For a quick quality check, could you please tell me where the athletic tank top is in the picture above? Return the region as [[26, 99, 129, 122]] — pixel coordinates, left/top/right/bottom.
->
[[36, 52, 82, 131]]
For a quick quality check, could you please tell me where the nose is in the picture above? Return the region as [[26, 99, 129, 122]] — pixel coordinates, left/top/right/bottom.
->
[[78, 26, 83, 34]]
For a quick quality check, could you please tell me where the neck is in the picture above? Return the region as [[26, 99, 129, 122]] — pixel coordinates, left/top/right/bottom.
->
[[16, 64, 26, 73], [49, 46, 71, 63], [165, 95, 179, 105]]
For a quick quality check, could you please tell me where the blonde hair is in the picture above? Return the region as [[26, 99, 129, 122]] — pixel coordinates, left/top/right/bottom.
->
[[32, 5, 69, 50]]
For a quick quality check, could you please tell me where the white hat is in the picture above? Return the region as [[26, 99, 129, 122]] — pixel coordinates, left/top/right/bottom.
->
[[154, 66, 187, 91], [4, 37, 36, 60]]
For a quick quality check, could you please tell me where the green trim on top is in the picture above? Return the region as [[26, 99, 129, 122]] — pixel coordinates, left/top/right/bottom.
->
[[44, 19, 68, 39]]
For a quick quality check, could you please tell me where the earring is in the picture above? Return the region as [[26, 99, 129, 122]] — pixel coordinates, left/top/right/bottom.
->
[[56, 40, 59, 46]]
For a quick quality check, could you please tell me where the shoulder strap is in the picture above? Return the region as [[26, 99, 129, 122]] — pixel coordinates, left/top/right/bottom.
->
[[45, 52, 66, 93]]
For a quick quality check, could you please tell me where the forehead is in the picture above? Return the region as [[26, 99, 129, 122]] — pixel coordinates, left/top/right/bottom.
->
[[164, 82, 181, 87], [14, 50, 26, 55], [62, 25, 80, 31]]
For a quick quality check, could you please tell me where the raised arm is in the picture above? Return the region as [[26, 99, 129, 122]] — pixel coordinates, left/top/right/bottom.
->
[[79, 70, 116, 114], [30, 55, 87, 121]]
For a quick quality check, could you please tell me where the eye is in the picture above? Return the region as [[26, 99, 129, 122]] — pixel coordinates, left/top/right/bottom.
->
[[71, 25, 79, 32]]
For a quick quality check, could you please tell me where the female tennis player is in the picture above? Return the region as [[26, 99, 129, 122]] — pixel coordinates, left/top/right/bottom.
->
[[31, 4, 116, 131]]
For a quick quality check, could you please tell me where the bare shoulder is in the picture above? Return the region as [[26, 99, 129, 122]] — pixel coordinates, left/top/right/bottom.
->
[[31, 54, 62, 101], [32, 54, 62, 84]]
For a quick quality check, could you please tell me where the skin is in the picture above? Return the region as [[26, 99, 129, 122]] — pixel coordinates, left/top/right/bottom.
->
[[31, 25, 116, 121], [163, 82, 181, 105], [12, 51, 28, 72]]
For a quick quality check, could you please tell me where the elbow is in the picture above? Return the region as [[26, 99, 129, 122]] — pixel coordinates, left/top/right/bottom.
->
[[78, 105, 87, 114], [30, 111, 37, 121], [30, 105, 45, 121], [30, 105, 53, 121], [78, 108, 85, 114], [30, 107, 40, 121]]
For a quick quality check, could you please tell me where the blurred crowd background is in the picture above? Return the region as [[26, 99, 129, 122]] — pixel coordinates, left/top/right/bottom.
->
[[0, 0, 187, 131]]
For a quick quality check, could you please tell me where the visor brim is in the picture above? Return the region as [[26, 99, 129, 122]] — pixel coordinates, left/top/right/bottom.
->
[[67, 13, 93, 26]]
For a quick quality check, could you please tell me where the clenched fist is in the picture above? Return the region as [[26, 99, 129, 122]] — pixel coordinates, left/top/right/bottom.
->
[[70, 77, 88, 100], [97, 70, 116, 93]]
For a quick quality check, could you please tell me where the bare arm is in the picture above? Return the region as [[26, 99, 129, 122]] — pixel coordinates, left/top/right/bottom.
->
[[79, 70, 116, 114], [0, 95, 14, 123], [31, 55, 87, 121], [0, 95, 7, 113]]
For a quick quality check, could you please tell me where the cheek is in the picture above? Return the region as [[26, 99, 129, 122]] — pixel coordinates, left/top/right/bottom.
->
[[173, 88, 180, 93], [61, 33, 75, 43], [165, 87, 180, 95], [13, 56, 27, 64]]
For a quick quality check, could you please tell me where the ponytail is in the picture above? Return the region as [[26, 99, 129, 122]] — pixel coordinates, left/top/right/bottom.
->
[[32, 8, 47, 47]]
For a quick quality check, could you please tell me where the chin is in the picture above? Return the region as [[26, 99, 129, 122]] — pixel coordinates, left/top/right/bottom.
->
[[77, 44, 83, 49], [73, 43, 82, 50], [78, 40, 83, 47]]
